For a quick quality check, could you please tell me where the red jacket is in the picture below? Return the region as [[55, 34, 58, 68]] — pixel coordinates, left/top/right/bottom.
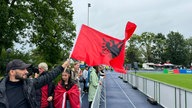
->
[[41, 85, 48, 108], [54, 81, 80, 108]]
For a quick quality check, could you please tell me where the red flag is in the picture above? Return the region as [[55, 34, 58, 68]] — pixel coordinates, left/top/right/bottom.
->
[[54, 82, 80, 108], [71, 21, 136, 73], [125, 22, 137, 40]]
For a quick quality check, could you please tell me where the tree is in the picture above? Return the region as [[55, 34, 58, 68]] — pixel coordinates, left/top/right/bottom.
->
[[0, 0, 33, 55], [152, 33, 166, 63], [0, 0, 76, 65], [125, 34, 142, 64], [29, 0, 76, 65], [185, 37, 192, 67], [164, 31, 187, 65], [138, 32, 156, 62]]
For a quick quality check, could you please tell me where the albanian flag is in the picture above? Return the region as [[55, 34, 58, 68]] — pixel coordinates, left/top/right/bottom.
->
[[54, 82, 80, 108], [71, 21, 137, 73]]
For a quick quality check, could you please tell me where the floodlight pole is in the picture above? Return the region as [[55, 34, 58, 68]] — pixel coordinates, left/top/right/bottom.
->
[[87, 3, 91, 26]]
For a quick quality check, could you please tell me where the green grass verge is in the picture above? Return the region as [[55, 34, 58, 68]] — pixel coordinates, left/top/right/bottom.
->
[[137, 73, 192, 91]]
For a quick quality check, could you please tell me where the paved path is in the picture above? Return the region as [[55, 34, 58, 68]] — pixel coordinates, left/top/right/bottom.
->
[[105, 71, 163, 108], [81, 70, 164, 108], [82, 92, 89, 108]]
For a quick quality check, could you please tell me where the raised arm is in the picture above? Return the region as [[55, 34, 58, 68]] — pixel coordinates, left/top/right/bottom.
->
[[33, 60, 70, 89]]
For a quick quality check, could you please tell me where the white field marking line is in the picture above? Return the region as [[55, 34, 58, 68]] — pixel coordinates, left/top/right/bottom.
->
[[109, 73, 137, 108]]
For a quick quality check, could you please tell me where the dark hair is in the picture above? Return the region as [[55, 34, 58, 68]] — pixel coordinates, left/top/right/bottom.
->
[[64, 69, 71, 75], [93, 66, 99, 74], [61, 69, 72, 82], [61, 69, 76, 90]]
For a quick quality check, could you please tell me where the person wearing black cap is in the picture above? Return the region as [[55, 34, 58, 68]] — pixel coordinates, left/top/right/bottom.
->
[[0, 59, 69, 108]]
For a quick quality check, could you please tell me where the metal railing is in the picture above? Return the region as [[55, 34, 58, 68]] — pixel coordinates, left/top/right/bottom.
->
[[91, 77, 106, 108], [121, 72, 192, 108]]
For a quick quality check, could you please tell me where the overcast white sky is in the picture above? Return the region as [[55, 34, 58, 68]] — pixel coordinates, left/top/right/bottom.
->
[[72, 0, 192, 39]]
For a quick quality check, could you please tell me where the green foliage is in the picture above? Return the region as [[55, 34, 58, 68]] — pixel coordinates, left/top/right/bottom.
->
[[152, 33, 166, 63], [0, 0, 33, 54], [29, 0, 76, 65], [0, 0, 75, 66], [185, 37, 192, 66], [126, 31, 192, 68], [53, 74, 62, 85], [0, 48, 31, 75], [125, 34, 142, 64], [138, 32, 156, 62], [165, 31, 187, 65]]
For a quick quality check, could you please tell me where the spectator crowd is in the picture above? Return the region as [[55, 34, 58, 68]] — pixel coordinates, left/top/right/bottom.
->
[[0, 59, 106, 108]]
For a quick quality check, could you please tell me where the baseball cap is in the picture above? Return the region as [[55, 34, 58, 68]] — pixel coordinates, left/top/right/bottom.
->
[[6, 59, 31, 72]]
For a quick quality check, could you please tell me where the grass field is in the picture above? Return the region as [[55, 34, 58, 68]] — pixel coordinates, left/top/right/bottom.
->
[[137, 73, 192, 91]]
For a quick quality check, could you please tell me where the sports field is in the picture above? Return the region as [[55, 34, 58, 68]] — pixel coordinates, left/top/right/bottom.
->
[[137, 73, 192, 91]]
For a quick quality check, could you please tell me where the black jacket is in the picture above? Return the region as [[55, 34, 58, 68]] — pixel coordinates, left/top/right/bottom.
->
[[0, 66, 64, 108], [36, 72, 55, 108]]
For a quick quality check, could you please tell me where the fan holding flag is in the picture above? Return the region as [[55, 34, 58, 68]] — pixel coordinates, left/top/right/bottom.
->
[[70, 21, 137, 73]]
